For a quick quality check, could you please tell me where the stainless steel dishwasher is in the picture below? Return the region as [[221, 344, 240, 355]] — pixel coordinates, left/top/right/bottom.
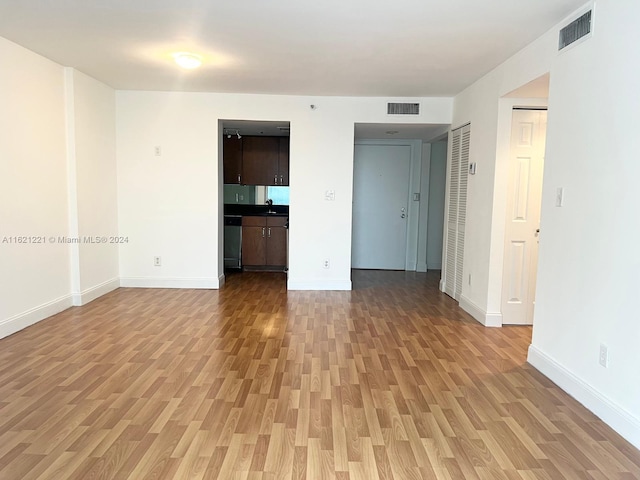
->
[[224, 215, 242, 269]]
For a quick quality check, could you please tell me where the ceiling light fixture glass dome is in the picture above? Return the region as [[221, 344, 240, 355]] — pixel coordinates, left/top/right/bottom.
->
[[172, 52, 203, 69]]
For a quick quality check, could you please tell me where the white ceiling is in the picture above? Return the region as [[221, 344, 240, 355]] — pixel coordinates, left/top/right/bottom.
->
[[0, 0, 586, 96], [504, 73, 550, 99]]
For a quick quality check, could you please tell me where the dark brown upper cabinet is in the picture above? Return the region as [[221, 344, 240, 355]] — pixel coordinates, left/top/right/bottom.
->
[[223, 136, 243, 184], [278, 137, 289, 186], [242, 136, 279, 185], [224, 135, 289, 186]]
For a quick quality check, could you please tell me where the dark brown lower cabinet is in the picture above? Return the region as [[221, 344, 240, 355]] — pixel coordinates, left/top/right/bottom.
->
[[242, 216, 287, 268]]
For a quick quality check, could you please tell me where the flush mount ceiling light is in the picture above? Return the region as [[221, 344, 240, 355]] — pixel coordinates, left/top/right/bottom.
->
[[172, 52, 202, 69]]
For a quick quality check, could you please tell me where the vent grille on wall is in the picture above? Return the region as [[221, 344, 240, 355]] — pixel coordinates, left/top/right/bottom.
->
[[559, 10, 592, 50], [387, 103, 420, 115]]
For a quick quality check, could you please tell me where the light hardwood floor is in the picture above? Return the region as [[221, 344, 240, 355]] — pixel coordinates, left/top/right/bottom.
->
[[0, 270, 638, 479]]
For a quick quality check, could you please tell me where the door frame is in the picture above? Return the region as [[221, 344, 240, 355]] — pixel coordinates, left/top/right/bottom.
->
[[490, 98, 549, 326], [352, 139, 423, 271]]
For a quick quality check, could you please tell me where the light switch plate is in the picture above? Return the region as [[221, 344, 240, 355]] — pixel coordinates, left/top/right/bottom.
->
[[325, 190, 335, 201]]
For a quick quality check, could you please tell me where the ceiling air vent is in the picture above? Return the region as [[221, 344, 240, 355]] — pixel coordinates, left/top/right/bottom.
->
[[559, 10, 592, 51], [387, 103, 420, 115]]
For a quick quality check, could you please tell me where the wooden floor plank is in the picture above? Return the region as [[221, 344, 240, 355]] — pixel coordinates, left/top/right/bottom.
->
[[0, 270, 638, 479]]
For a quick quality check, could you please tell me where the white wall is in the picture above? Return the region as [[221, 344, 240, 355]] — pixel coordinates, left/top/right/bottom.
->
[[0, 38, 119, 339], [67, 69, 119, 304], [451, 0, 640, 448], [115, 93, 452, 290], [0, 38, 71, 337], [427, 141, 446, 270], [451, 21, 560, 325], [531, 0, 640, 449]]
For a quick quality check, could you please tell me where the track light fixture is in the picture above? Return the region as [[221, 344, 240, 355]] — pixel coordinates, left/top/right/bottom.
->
[[223, 129, 242, 139]]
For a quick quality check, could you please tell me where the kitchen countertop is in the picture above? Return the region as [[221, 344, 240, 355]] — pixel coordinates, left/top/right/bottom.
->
[[224, 204, 289, 217], [224, 212, 288, 218]]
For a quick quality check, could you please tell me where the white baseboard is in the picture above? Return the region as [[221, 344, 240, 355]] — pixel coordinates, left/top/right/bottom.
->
[[459, 294, 503, 327], [287, 279, 352, 291], [528, 345, 640, 451], [120, 277, 221, 289], [427, 262, 442, 270], [72, 278, 120, 306], [417, 262, 428, 273], [0, 294, 73, 340], [218, 274, 225, 288]]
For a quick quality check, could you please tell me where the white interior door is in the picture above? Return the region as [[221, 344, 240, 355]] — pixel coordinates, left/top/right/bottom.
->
[[502, 109, 547, 325], [352, 144, 411, 270]]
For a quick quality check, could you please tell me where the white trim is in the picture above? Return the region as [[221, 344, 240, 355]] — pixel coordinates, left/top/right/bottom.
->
[[417, 262, 428, 273], [64, 67, 82, 294], [0, 295, 73, 340], [218, 274, 226, 288], [459, 294, 503, 327], [528, 345, 640, 451], [287, 279, 352, 291], [439, 279, 446, 292], [427, 261, 442, 270], [120, 277, 221, 289], [71, 278, 120, 306]]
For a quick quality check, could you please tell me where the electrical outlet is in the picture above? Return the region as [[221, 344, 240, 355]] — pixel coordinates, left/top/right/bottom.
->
[[468, 273, 472, 285], [323, 259, 330, 269], [324, 190, 335, 201], [556, 187, 564, 207], [154, 256, 161, 267], [599, 344, 608, 368], [154, 146, 161, 156]]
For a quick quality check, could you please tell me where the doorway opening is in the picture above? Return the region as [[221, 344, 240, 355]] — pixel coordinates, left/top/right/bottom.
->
[[220, 119, 290, 282], [500, 74, 550, 325], [351, 123, 449, 278]]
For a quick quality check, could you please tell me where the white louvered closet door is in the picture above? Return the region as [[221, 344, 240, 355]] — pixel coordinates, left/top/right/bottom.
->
[[443, 124, 470, 301]]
